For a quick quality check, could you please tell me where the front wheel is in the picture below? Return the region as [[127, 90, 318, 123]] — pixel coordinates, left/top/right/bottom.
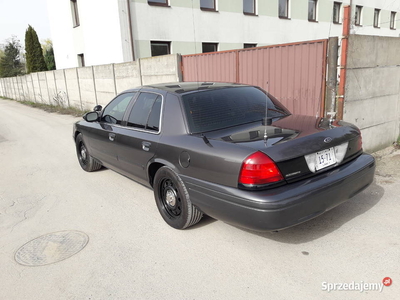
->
[[153, 166, 203, 229], [75, 133, 102, 172]]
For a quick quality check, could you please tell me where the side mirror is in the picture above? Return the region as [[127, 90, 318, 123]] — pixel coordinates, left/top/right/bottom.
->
[[93, 105, 102, 112], [84, 111, 99, 122]]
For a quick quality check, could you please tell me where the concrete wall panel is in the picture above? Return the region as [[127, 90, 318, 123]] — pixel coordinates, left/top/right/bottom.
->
[[37, 72, 49, 104], [45, 71, 58, 105], [65, 68, 82, 110], [77, 66, 97, 110], [32, 73, 41, 103], [344, 34, 400, 152], [140, 54, 180, 85], [54, 70, 69, 107], [93, 64, 116, 106], [114, 61, 142, 94]]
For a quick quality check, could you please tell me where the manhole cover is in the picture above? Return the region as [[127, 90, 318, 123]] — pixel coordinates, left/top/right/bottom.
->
[[15, 231, 89, 266]]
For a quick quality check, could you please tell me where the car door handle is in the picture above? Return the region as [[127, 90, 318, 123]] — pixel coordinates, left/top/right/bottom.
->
[[142, 141, 151, 151], [109, 133, 116, 141]]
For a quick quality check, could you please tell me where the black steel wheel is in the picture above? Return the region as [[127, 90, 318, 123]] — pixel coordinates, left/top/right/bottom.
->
[[154, 166, 203, 229], [75, 133, 102, 172]]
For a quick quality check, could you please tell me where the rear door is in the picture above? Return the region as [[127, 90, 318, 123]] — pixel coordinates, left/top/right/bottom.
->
[[114, 91, 163, 185]]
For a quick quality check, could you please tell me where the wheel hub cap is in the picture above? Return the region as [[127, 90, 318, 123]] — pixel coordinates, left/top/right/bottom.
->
[[165, 189, 176, 207], [81, 147, 87, 160]]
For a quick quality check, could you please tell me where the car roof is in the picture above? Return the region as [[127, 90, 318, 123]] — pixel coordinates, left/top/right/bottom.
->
[[124, 82, 254, 95]]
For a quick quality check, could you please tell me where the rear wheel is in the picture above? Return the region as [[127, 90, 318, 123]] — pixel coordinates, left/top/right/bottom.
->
[[75, 133, 102, 172], [154, 166, 203, 229]]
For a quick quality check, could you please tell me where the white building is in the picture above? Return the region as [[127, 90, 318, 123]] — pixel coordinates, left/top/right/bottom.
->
[[47, 0, 400, 69]]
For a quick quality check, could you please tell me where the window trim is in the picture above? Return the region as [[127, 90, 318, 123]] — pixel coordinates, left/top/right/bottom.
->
[[123, 91, 164, 135], [77, 53, 85, 67], [308, 0, 318, 22], [332, 2, 342, 24], [200, 0, 217, 12], [373, 8, 381, 28], [355, 5, 363, 26], [278, 0, 290, 19], [70, 0, 80, 27], [202, 42, 219, 53], [243, 0, 257, 16], [244, 43, 257, 49], [390, 11, 397, 30], [150, 41, 171, 57], [147, 0, 169, 7]]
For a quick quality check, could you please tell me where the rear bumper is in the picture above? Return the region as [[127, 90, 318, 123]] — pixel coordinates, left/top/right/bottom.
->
[[181, 153, 375, 231]]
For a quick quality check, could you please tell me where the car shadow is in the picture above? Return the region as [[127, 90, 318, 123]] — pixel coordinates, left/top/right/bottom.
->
[[232, 181, 384, 243], [188, 215, 217, 230]]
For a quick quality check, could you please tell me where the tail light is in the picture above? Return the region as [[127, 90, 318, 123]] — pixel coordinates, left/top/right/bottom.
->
[[357, 132, 363, 152], [239, 151, 284, 187]]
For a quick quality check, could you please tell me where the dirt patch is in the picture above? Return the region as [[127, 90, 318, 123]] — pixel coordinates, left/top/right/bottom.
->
[[372, 146, 400, 185]]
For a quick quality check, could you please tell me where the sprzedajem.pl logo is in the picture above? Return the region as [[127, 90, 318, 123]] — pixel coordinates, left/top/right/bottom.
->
[[322, 277, 392, 293]]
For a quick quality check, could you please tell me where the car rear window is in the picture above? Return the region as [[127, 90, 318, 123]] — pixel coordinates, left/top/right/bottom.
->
[[181, 86, 290, 133]]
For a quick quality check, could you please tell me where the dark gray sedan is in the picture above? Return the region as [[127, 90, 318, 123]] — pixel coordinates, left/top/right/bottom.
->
[[73, 82, 375, 231]]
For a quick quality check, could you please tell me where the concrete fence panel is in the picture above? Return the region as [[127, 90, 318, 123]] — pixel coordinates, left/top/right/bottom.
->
[[140, 54, 181, 85], [93, 64, 116, 106], [77, 66, 97, 110], [1, 54, 181, 111], [15, 76, 23, 101], [3, 78, 9, 98], [65, 68, 82, 110], [32, 73, 41, 102], [19, 76, 27, 101], [12, 77, 18, 100], [20, 75, 29, 101], [114, 61, 142, 94], [0, 79, 4, 97], [344, 34, 400, 152], [54, 70, 69, 107], [46, 71, 57, 105], [37, 72, 49, 104], [26, 74, 36, 102]]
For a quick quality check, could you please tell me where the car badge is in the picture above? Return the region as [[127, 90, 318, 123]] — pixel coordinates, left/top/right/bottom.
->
[[324, 137, 333, 143]]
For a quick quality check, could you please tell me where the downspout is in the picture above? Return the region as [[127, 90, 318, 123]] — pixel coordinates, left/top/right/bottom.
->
[[337, 4, 351, 120], [127, 0, 135, 61]]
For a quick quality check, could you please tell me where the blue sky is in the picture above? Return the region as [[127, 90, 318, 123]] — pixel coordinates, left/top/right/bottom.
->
[[0, 0, 51, 47]]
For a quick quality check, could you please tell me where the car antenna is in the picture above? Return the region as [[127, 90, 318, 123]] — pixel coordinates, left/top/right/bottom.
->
[[264, 82, 269, 145], [201, 133, 211, 146]]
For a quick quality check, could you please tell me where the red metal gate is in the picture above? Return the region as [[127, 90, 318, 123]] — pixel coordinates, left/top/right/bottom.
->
[[182, 39, 328, 117]]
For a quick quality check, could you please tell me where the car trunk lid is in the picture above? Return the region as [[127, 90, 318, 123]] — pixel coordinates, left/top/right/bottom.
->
[[208, 115, 362, 183]]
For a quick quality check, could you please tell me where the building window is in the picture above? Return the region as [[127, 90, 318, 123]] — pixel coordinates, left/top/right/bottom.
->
[[279, 0, 289, 18], [244, 43, 257, 48], [390, 11, 396, 29], [70, 0, 80, 27], [308, 0, 318, 22], [151, 41, 171, 57], [148, 0, 169, 6], [333, 2, 341, 24], [202, 43, 218, 53], [374, 9, 380, 28], [355, 5, 362, 25], [78, 54, 85, 67], [243, 0, 256, 15], [200, 0, 216, 11]]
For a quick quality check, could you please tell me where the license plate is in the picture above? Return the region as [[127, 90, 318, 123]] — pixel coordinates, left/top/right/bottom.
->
[[315, 148, 336, 171]]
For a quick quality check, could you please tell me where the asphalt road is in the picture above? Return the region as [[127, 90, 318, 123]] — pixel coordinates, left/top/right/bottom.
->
[[0, 99, 399, 300]]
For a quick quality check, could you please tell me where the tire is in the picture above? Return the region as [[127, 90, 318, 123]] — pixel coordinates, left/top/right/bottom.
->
[[75, 133, 102, 172], [153, 166, 203, 229]]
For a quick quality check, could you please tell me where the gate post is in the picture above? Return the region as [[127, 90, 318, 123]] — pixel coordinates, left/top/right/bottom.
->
[[325, 37, 338, 118], [337, 5, 351, 120]]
